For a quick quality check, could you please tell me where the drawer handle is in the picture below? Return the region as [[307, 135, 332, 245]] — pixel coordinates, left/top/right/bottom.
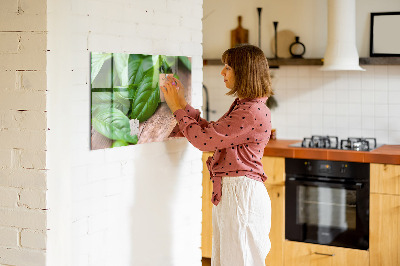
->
[[314, 252, 335, 257]]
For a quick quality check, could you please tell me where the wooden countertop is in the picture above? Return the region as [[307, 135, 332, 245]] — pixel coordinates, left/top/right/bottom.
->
[[263, 139, 400, 165]]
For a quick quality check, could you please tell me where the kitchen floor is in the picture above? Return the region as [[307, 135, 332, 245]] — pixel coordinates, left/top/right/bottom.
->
[[202, 257, 211, 266]]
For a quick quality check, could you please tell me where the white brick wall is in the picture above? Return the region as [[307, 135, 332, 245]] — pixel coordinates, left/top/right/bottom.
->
[[2, 0, 203, 264], [0, 0, 48, 265], [46, 1, 203, 266]]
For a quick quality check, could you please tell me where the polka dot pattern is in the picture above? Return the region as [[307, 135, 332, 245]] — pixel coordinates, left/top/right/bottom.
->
[[172, 97, 272, 206]]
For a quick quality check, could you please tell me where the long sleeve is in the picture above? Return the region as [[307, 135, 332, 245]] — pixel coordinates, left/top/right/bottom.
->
[[173, 105, 256, 152], [172, 97, 271, 206], [169, 104, 210, 137]]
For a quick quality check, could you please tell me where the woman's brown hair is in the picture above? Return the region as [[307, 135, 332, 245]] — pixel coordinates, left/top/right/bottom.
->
[[221, 44, 273, 99]]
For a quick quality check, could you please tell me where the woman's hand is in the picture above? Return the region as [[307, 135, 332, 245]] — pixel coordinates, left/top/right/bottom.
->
[[161, 76, 186, 113], [172, 77, 188, 108]]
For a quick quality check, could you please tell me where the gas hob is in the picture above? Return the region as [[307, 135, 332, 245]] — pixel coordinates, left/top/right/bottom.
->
[[289, 135, 382, 151]]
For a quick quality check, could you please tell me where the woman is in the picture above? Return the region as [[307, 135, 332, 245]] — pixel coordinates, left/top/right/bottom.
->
[[162, 44, 273, 266]]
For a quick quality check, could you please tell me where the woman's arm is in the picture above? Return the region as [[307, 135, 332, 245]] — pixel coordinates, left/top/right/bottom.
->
[[163, 76, 211, 137], [173, 106, 256, 152]]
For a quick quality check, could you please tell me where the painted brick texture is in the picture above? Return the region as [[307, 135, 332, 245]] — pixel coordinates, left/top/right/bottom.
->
[[0, 0, 48, 265], [46, 0, 204, 265], [2, 0, 203, 265]]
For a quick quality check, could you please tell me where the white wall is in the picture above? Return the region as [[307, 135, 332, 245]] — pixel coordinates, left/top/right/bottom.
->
[[271, 65, 400, 144], [204, 65, 400, 144], [203, 0, 400, 58], [203, 0, 400, 145], [46, 0, 203, 266], [0, 0, 48, 265]]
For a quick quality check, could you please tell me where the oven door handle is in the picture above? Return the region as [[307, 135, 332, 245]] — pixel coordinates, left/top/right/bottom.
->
[[287, 177, 364, 189]]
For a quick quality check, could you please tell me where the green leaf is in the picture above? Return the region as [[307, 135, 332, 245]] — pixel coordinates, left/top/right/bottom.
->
[[178, 56, 191, 71], [91, 92, 113, 116], [91, 53, 112, 84], [92, 103, 111, 117], [92, 108, 138, 144], [113, 53, 130, 86], [112, 87, 135, 115], [160, 55, 177, 73], [127, 54, 144, 85], [92, 91, 113, 105], [112, 139, 129, 148], [132, 55, 154, 85], [130, 71, 160, 122]]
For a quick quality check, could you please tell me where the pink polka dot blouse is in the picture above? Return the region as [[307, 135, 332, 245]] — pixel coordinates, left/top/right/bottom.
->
[[170, 97, 272, 206]]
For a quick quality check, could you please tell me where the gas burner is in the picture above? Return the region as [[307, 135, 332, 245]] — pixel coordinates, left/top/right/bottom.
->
[[290, 136, 380, 151], [301, 135, 339, 149], [340, 137, 377, 151]]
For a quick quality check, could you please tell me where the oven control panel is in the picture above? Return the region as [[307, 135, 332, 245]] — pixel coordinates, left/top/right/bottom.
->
[[286, 158, 369, 180]]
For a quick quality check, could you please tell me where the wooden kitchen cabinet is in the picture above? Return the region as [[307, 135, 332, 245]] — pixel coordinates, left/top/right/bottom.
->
[[370, 193, 400, 266], [370, 163, 400, 195], [261, 156, 285, 186], [370, 163, 400, 266], [202, 152, 213, 258], [264, 184, 285, 266], [201, 154, 286, 265], [262, 156, 285, 266], [284, 241, 369, 266]]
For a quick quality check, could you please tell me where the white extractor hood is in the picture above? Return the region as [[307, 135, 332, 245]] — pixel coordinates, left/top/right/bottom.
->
[[320, 0, 365, 71]]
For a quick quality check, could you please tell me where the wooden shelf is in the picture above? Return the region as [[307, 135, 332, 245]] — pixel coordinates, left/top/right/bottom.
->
[[268, 58, 322, 67], [203, 58, 323, 67], [359, 57, 400, 65], [203, 57, 400, 67]]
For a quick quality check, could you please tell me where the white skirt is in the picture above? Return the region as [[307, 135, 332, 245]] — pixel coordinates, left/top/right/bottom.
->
[[212, 176, 271, 266]]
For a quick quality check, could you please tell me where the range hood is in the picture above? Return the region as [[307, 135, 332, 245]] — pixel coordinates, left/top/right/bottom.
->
[[320, 0, 365, 71]]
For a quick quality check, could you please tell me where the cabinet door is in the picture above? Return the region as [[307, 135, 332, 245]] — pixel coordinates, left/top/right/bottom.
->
[[284, 241, 369, 266], [370, 163, 400, 195], [261, 156, 285, 185], [202, 152, 213, 258], [264, 185, 284, 266], [370, 193, 400, 266]]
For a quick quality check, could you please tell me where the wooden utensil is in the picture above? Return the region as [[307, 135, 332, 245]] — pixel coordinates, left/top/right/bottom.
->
[[231, 16, 249, 48]]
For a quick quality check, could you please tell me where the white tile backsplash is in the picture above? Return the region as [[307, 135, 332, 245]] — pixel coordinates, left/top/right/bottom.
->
[[203, 64, 400, 144], [389, 104, 400, 117]]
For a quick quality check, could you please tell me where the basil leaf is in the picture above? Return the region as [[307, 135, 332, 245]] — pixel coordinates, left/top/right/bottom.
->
[[130, 72, 160, 122], [92, 103, 111, 117], [91, 92, 112, 116], [160, 55, 176, 73], [91, 53, 112, 84], [132, 55, 154, 85], [112, 139, 129, 148], [112, 88, 133, 115], [113, 53, 130, 86], [92, 108, 138, 144], [92, 91, 113, 105], [127, 54, 144, 85], [178, 56, 191, 71]]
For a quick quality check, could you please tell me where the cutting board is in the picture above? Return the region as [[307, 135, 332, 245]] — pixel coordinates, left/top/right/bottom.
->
[[231, 16, 249, 48]]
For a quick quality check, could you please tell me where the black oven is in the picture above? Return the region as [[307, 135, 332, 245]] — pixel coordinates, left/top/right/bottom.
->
[[285, 158, 369, 250]]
